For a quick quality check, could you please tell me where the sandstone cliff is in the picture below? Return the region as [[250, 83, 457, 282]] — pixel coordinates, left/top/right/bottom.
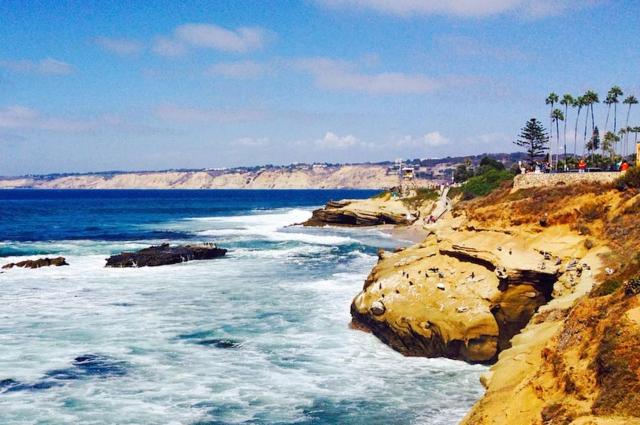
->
[[0, 165, 435, 190], [304, 189, 440, 227], [351, 181, 640, 424]]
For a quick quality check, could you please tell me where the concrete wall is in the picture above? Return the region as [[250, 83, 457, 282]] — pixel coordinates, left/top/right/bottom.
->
[[513, 172, 620, 190]]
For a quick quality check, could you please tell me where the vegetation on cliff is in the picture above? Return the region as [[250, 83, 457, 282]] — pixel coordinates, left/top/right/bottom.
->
[[452, 156, 515, 200], [455, 179, 640, 424]]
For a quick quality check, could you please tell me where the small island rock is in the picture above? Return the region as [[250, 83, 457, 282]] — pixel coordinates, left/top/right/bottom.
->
[[105, 243, 227, 268]]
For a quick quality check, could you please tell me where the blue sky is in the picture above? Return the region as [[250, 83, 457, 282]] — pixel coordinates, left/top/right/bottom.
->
[[1, 0, 638, 175]]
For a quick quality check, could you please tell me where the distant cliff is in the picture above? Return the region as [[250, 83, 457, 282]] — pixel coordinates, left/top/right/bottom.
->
[[0, 165, 437, 190]]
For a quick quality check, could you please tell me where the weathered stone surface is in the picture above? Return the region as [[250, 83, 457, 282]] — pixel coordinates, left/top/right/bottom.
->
[[350, 230, 569, 363], [105, 243, 226, 268], [2, 257, 68, 269], [304, 198, 419, 226]]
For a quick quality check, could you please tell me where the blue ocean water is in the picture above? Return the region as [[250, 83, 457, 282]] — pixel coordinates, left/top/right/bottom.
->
[[0, 190, 485, 424]]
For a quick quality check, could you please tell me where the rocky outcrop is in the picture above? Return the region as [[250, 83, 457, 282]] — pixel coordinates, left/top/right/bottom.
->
[[105, 243, 226, 268], [349, 224, 596, 363], [462, 280, 640, 425], [304, 198, 420, 226], [2, 257, 68, 269]]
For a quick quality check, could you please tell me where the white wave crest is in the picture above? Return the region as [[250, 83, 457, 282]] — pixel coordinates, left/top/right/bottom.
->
[[191, 209, 357, 246]]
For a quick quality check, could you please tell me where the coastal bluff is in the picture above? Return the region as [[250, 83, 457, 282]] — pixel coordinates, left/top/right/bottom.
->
[[304, 198, 417, 226], [0, 164, 435, 190], [351, 180, 640, 424], [303, 189, 440, 227]]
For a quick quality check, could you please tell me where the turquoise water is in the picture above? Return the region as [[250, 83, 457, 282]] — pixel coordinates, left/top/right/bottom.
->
[[0, 190, 485, 424]]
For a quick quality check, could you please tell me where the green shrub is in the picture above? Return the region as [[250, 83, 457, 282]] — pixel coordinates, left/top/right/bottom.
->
[[593, 279, 622, 297], [460, 169, 515, 199], [616, 166, 640, 189], [402, 187, 439, 208]]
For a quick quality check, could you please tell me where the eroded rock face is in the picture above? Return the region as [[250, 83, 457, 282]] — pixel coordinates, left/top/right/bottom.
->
[[304, 199, 417, 226], [105, 243, 226, 268], [350, 233, 563, 363], [2, 257, 68, 269]]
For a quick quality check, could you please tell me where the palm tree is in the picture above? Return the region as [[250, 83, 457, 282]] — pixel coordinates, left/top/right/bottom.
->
[[619, 128, 627, 157], [610, 86, 623, 133], [545, 93, 559, 168], [584, 90, 599, 131], [623, 95, 638, 157], [551, 108, 564, 170], [604, 93, 614, 132], [581, 92, 592, 156], [631, 126, 640, 161], [573, 96, 584, 158], [560, 94, 574, 161]]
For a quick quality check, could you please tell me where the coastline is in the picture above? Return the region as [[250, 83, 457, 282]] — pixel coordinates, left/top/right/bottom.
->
[[340, 179, 640, 424]]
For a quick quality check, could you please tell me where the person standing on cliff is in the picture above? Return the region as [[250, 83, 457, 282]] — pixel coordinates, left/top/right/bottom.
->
[[578, 158, 587, 173]]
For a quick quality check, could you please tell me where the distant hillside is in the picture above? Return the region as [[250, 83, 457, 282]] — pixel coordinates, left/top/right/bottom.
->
[[0, 153, 528, 189]]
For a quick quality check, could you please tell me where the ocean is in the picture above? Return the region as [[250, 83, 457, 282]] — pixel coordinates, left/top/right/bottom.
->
[[0, 190, 485, 425]]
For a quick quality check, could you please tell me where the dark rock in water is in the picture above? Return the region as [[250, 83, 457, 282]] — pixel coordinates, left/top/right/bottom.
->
[[2, 257, 68, 269], [72, 354, 128, 377], [196, 338, 242, 349], [45, 354, 128, 381], [0, 378, 20, 391], [0, 379, 60, 393], [0, 353, 128, 394], [105, 243, 227, 268]]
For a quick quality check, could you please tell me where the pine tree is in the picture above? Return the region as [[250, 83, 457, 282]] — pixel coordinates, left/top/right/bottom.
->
[[514, 118, 549, 164]]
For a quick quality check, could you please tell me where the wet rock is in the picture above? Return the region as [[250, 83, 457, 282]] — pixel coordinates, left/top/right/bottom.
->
[[196, 338, 242, 349], [105, 243, 226, 268], [2, 257, 68, 269]]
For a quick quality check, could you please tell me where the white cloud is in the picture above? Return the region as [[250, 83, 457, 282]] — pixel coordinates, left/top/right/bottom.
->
[[465, 132, 511, 146], [315, 132, 359, 149], [204, 61, 266, 79], [292, 57, 441, 94], [95, 37, 143, 56], [0, 105, 121, 132], [437, 35, 526, 61], [150, 23, 271, 58], [234, 137, 270, 146], [397, 132, 450, 148], [154, 104, 266, 123], [315, 0, 594, 18], [152, 37, 187, 57], [0, 58, 74, 75], [175, 23, 267, 52], [0, 106, 165, 136]]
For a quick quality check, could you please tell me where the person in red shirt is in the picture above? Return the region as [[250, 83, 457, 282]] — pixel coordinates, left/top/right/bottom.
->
[[578, 158, 587, 173], [620, 160, 629, 172]]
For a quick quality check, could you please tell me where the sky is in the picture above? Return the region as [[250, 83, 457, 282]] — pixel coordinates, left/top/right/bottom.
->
[[1, 0, 639, 175]]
